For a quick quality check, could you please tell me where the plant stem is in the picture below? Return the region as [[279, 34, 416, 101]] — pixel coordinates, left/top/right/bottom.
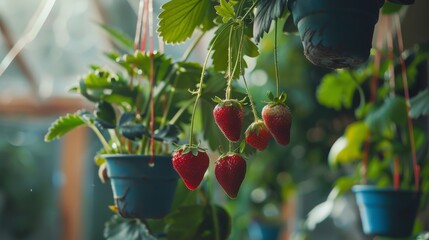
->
[[188, 28, 227, 145], [89, 124, 112, 152], [242, 67, 259, 121], [169, 99, 194, 125], [238, 30, 259, 122], [348, 71, 366, 113], [225, 25, 234, 100], [134, 0, 144, 50], [394, 155, 400, 190], [273, 20, 280, 97], [230, 25, 245, 83], [181, 31, 205, 62], [240, 0, 258, 21], [208, 165, 220, 240], [395, 15, 420, 190]]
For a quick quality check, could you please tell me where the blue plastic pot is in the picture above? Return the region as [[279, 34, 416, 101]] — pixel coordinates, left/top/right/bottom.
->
[[248, 221, 282, 240], [104, 155, 178, 219], [353, 185, 421, 238], [287, 0, 384, 69]]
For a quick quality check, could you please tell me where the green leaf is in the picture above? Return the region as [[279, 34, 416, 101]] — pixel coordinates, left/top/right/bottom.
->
[[211, 24, 259, 76], [382, 2, 403, 15], [159, 0, 215, 44], [98, 23, 134, 51], [175, 62, 203, 90], [365, 96, 407, 133], [283, 13, 298, 35], [328, 122, 369, 165], [254, 0, 287, 42], [411, 89, 429, 118], [94, 101, 117, 128], [316, 72, 358, 110], [215, 0, 235, 23], [119, 52, 173, 84], [166, 205, 231, 240], [154, 124, 181, 143], [166, 205, 205, 240], [44, 113, 86, 141], [104, 215, 156, 240]]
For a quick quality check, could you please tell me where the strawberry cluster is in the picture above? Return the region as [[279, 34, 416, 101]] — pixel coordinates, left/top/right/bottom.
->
[[172, 92, 292, 199]]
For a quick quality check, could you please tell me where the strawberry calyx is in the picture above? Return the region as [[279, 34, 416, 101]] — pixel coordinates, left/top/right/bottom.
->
[[174, 143, 207, 157], [245, 120, 266, 137], [266, 91, 287, 107], [217, 151, 240, 161], [213, 96, 246, 109]]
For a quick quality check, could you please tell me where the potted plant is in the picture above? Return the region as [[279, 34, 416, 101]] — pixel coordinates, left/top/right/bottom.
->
[[286, 0, 416, 70], [314, 32, 429, 238]]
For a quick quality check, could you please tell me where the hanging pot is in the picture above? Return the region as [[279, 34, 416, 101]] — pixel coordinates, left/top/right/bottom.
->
[[352, 185, 421, 238], [248, 220, 282, 240], [104, 154, 178, 219], [287, 0, 384, 69]]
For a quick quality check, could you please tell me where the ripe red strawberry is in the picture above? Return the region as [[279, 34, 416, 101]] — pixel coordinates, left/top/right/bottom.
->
[[262, 92, 292, 146], [172, 145, 209, 190], [213, 98, 244, 142], [245, 120, 272, 151], [215, 153, 246, 198]]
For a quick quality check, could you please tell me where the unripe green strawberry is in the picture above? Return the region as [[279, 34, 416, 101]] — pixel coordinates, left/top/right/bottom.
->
[[213, 99, 244, 142], [245, 120, 271, 151], [172, 145, 209, 190], [262, 92, 292, 146], [215, 153, 246, 198]]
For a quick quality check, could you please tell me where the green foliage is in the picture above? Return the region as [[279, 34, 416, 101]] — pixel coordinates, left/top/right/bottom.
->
[[211, 23, 259, 75], [165, 205, 231, 240], [328, 122, 368, 166], [411, 89, 429, 118], [215, 0, 236, 23], [98, 23, 134, 51], [317, 70, 367, 110], [365, 96, 407, 133], [381, 2, 404, 15], [44, 113, 86, 141], [254, 0, 288, 41], [104, 216, 156, 240], [158, 0, 216, 44]]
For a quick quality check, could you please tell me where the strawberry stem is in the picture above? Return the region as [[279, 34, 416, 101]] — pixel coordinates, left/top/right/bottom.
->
[[189, 27, 227, 145], [225, 25, 234, 100], [273, 20, 280, 98]]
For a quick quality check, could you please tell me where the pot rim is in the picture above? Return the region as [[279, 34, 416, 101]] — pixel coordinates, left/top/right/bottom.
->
[[352, 185, 420, 194], [101, 154, 171, 159]]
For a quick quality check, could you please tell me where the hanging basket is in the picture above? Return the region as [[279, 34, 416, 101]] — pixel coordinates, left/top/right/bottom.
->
[[287, 0, 384, 69], [104, 154, 179, 219], [352, 185, 421, 238]]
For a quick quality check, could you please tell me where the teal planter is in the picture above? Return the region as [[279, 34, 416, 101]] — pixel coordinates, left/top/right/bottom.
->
[[287, 0, 384, 69], [249, 221, 282, 240], [104, 155, 178, 219], [353, 185, 421, 238]]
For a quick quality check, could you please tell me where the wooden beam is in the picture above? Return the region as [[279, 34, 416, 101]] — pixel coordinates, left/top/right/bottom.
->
[[0, 97, 91, 117], [60, 126, 88, 240]]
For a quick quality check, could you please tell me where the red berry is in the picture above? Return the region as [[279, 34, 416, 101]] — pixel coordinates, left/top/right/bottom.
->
[[262, 103, 292, 146], [213, 100, 244, 142], [172, 147, 209, 190], [245, 120, 272, 151], [215, 153, 246, 198]]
